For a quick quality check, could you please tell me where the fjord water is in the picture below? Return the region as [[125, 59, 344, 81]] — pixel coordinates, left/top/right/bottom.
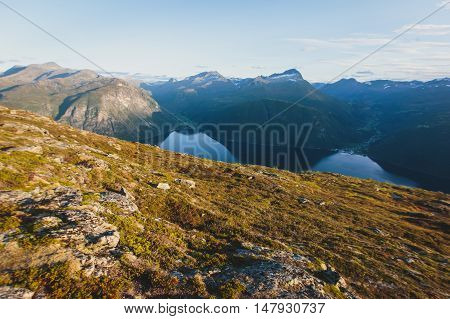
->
[[159, 132, 237, 163], [312, 152, 417, 187], [160, 132, 425, 190]]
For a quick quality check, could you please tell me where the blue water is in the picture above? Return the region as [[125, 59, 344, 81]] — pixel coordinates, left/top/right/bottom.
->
[[312, 152, 418, 187], [159, 132, 237, 163], [160, 132, 420, 189]]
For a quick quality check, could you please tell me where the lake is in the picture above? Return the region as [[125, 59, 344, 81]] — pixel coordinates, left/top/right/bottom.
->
[[159, 132, 442, 191], [159, 132, 237, 163], [312, 152, 417, 187]]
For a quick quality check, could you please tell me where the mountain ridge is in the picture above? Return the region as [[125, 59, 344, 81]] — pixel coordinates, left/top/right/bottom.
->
[[143, 68, 367, 150], [0, 63, 179, 143]]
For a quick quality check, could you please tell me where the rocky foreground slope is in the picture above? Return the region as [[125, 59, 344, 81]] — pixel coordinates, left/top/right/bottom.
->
[[0, 105, 448, 299]]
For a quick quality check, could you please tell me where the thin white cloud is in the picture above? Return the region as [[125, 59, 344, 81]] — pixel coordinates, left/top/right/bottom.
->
[[351, 70, 375, 80], [355, 70, 374, 75], [284, 22, 450, 81], [0, 59, 23, 68], [250, 66, 266, 70], [284, 37, 390, 49], [395, 24, 450, 36]]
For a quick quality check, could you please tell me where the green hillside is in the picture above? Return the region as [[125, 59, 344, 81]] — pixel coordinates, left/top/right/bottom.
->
[[0, 105, 448, 299]]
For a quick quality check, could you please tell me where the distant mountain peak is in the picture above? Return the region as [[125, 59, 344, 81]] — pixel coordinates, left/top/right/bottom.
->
[[339, 78, 359, 83], [277, 69, 302, 76], [0, 62, 100, 86], [39, 62, 62, 69], [19, 62, 63, 72], [183, 71, 229, 87], [333, 78, 363, 86], [187, 71, 225, 80], [254, 69, 303, 83], [198, 71, 222, 76], [267, 69, 303, 80]]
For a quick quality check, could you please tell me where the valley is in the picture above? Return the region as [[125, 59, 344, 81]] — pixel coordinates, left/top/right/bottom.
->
[[143, 69, 450, 192]]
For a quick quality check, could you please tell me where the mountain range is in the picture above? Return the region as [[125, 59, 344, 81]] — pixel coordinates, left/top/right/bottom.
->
[[143, 69, 369, 150], [144, 71, 450, 182], [0, 63, 178, 142]]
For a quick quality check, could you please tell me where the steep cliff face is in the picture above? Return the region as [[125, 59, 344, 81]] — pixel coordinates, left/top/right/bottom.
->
[[54, 78, 169, 141], [0, 105, 448, 299], [0, 63, 178, 142]]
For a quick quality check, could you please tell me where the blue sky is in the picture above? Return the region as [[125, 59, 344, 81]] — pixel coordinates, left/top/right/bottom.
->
[[1, 0, 450, 81]]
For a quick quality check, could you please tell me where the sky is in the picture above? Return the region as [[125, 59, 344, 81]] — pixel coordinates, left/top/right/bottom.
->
[[1, 0, 450, 82]]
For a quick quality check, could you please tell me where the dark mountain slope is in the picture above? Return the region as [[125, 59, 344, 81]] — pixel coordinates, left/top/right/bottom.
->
[[144, 70, 370, 149], [192, 99, 364, 150], [318, 78, 450, 180]]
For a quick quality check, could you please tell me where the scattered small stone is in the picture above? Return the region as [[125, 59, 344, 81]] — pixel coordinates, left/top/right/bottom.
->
[[369, 227, 385, 236], [298, 197, 311, 204], [107, 153, 120, 160], [207, 268, 221, 275], [35, 216, 62, 231], [100, 190, 138, 212], [107, 141, 122, 151], [52, 156, 64, 164], [77, 153, 109, 170], [156, 183, 170, 190], [119, 186, 135, 200], [174, 178, 196, 189]]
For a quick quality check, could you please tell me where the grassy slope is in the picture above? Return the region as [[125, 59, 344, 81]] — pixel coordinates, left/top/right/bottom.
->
[[0, 105, 449, 298]]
